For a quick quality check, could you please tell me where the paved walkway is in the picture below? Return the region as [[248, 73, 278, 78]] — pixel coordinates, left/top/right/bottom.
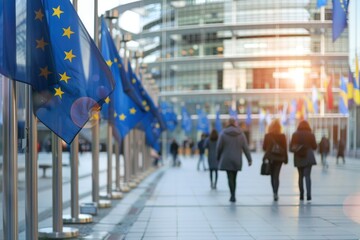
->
[[9, 152, 360, 239]]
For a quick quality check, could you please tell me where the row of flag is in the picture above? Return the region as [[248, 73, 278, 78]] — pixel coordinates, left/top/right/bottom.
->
[[0, 0, 167, 150]]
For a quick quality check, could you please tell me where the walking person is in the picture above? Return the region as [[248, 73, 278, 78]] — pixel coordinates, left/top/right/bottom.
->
[[289, 120, 317, 201], [336, 138, 346, 164], [197, 133, 207, 171], [319, 135, 330, 167], [170, 139, 179, 167], [204, 129, 219, 190], [262, 119, 288, 201], [217, 118, 252, 202]]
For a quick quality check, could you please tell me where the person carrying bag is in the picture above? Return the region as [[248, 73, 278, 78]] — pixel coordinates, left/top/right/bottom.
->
[[262, 119, 288, 201], [289, 120, 317, 201]]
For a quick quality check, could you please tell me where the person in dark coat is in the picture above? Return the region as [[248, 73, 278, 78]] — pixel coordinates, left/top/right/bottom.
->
[[170, 139, 179, 167], [289, 120, 317, 201], [204, 129, 219, 190], [319, 135, 330, 167], [262, 119, 288, 201], [216, 118, 252, 202], [336, 138, 346, 164], [197, 134, 207, 171]]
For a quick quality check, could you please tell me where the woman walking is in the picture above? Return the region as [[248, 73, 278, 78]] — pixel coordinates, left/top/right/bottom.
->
[[217, 118, 252, 202], [289, 120, 317, 201], [263, 119, 288, 201], [204, 129, 219, 189]]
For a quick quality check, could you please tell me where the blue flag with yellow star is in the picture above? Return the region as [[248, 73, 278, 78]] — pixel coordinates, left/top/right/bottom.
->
[[181, 106, 192, 134], [32, 0, 115, 144], [332, 0, 349, 41], [0, 0, 58, 89], [197, 108, 210, 134], [160, 101, 178, 132], [100, 18, 146, 141]]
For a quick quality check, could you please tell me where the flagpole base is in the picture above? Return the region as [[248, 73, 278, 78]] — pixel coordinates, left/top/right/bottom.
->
[[128, 181, 137, 188], [121, 184, 131, 193], [38, 227, 79, 239], [99, 191, 123, 199], [80, 202, 98, 216], [63, 214, 93, 224], [98, 199, 111, 208]]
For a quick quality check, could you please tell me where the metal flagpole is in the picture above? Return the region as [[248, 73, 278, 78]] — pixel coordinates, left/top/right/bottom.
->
[[63, 0, 93, 224], [115, 140, 121, 191], [25, 84, 38, 240], [2, 77, 18, 240], [100, 12, 122, 200], [38, 133, 78, 238]]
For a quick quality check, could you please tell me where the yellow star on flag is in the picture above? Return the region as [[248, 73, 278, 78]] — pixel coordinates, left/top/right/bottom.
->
[[132, 78, 136, 84], [52, 6, 64, 18], [54, 87, 64, 98], [119, 114, 126, 121], [130, 108, 136, 114], [106, 60, 113, 67], [114, 112, 118, 118], [62, 27, 74, 39], [105, 97, 111, 104], [155, 123, 160, 128], [114, 58, 118, 62], [145, 106, 150, 111], [142, 100, 147, 106], [64, 49, 76, 62], [39, 66, 52, 79], [36, 38, 48, 51], [35, 9, 44, 21], [59, 72, 70, 83]]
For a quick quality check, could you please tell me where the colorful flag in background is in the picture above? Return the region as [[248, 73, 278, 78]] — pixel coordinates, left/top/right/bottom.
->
[[339, 76, 348, 114], [181, 106, 192, 134], [289, 99, 297, 121], [332, 0, 349, 41], [354, 55, 360, 105], [296, 98, 306, 120], [281, 102, 288, 126], [32, 0, 115, 144], [348, 70, 354, 107], [197, 108, 210, 134], [317, 0, 327, 8], [160, 101, 178, 132], [312, 86, 319, 114], [100, 18, 145, 141], [325, 77, 334, 110], [245, 104, 252, 127], [215, 109, 222, 133], [259, 108, 266, 133], [228, 107, 238, 124]]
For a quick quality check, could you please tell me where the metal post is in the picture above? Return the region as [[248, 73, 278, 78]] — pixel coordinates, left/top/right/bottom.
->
[[115, 140, 121, 191], [2, 78, 18, 240], [63, 135, 92, 223], [25, 85, 38, 240], [38, 134, 78, 238]]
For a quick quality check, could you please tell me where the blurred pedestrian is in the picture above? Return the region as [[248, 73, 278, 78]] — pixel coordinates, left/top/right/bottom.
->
[[319, 135, 330, 167], [204, 129, 219, 189], [216, 118, 252, 202], [262, 119, 288, 201], [189, 139, 195, 156], [336, 138, 346, 164], [170, 139, 179, 167], [289, 120, 317, 201], [183, 138, 189, 157], [197, 133, 207, 171]]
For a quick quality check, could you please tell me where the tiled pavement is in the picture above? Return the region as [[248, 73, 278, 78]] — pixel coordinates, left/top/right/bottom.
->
[[12, 152, 360, 239]]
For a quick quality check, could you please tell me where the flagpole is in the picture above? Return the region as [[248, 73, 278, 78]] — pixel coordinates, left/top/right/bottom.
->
[[38, 134, 79, 238], [92, 0, 111, 209], [62, 0, 93, 224], [25, 84, 39, 240], [2, 78, 18, 240], [100, 11, 122, 200], [122, 35, 132, 192]]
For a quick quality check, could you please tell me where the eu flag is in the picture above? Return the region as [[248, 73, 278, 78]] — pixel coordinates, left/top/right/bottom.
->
[[215, 109, 222, 133], [122, 60, 145, 110], [228, 107, 238, 124], [197, 108, 210, 134], [100, 18, 145, 141], [317, 0, 327, 8], [339, 76, 348, 114], [181, 106, 192, 134], [0, 0, 58, 89], [33, 0, 115, 144], [332, 0, 349, 41], [144, 116, 163, 151], [245, 104, 252, 127], [160, 101, 177, 132]]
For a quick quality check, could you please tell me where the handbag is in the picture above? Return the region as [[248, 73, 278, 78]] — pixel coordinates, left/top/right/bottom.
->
[[260, 160, 271, 175], [269, 138, 286, 161], [291, 144, 307, 157]]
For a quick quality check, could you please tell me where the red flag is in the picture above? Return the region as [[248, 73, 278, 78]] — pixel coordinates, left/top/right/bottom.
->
[[326, 77, 334, 110]]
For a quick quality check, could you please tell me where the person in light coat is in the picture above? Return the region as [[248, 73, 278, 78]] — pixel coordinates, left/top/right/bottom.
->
[[216, 118, 252, 202]]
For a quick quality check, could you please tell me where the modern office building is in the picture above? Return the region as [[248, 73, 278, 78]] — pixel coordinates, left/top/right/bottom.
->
[[111, 0, 353, 151]]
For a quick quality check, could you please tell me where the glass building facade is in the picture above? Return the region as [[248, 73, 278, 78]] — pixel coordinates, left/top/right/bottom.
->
[[111, 0, 352, 151]]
